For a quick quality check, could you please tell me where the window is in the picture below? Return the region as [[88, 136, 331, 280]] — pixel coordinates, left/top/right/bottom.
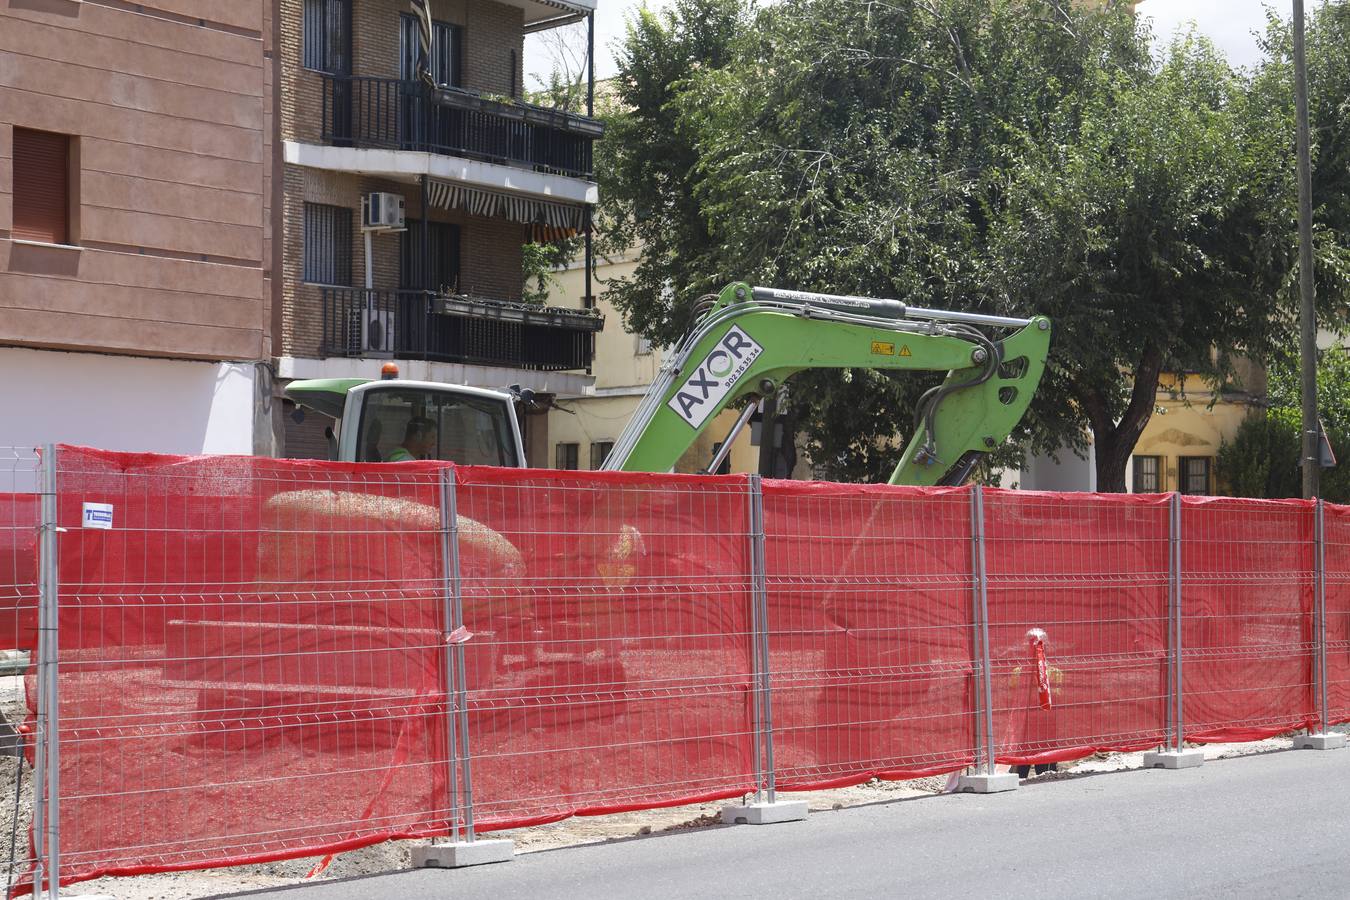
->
[[303, 0, 349, 73], [590, 441, 614, 470], [635, 336, 653, 356], [400, 14, 462, 87], [355, 386, 518, 466], [12, 128, 72, 245], [1132, 455, 1162, 493], [555, 442, 579, 470], [1180, 457, 1212, 496], [400, 219, 461, 292], [303, 203, 352, 286]]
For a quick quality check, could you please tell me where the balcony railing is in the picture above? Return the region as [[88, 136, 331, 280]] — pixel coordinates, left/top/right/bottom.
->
[[320, 288, 603, 371], [321, 75, 601, 179]]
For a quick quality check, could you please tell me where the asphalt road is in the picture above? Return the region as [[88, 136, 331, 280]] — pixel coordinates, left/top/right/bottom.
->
[[221, 749, 1350, 900]]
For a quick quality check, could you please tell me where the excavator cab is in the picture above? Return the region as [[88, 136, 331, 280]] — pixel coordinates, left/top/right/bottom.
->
[[285, 378, 526, 467]]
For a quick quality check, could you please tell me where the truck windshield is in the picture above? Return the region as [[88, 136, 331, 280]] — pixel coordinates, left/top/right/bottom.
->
[[355, 387, 518, 467]]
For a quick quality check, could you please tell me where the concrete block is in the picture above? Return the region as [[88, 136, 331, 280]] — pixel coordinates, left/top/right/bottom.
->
[[720, 800, 809, 825], [412, 839, 514, 868], [1143, 749, 1205, 769], [956, 772, 1019, 794], [1294, 732, 1347, 750]]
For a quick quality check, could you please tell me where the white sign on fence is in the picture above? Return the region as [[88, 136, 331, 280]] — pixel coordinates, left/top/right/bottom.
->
[[82, 502, 114, 530]]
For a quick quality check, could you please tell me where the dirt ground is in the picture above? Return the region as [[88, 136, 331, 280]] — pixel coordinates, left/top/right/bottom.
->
[[0, 674, 1301, 900]]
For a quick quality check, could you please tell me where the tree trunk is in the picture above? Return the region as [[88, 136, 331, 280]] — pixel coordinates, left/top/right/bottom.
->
[[1077, 346, 1166, 493]]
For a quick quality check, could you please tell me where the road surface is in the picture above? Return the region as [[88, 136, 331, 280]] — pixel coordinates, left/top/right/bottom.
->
[[219, 747, 1350, 899]]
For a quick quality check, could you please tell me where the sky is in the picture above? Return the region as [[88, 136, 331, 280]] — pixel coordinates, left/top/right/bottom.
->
[[523, 0, 1303, 91]]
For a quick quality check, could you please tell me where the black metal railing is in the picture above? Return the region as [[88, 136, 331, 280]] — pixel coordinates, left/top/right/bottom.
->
[[320, 288, 602, 371], [321, 75, 601, 179]]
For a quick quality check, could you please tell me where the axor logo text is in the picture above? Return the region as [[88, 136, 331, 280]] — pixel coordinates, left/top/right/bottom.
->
[[667, 326, 764, 428]]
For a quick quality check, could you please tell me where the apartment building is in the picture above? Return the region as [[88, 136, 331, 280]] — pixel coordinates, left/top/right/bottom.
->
[[0, 1, 274, 455], [275, 0, 602, 461]]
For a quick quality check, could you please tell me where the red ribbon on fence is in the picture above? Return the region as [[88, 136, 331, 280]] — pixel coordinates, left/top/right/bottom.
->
[[1029, 628, 1052, 711]]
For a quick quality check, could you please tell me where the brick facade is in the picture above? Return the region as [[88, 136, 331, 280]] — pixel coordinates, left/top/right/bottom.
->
[[281, 0, 525, 145], [278, 0, 530, 361], [280, 162, 525, 358]]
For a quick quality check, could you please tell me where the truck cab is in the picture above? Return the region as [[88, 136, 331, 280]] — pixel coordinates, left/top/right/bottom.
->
[[285, 376, 526, 466]]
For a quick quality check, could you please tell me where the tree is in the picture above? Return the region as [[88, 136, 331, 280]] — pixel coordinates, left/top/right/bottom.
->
[[996, 33, 1301, 491], [596, 0, 756, 345], [1217, 350, 1350, 502], [600, 0, 1350, 487]]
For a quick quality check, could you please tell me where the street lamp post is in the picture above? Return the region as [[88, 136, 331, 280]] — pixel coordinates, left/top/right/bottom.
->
[[1295, 0, 1319, 499]]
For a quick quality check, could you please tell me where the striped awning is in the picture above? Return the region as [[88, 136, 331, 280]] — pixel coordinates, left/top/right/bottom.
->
[[427, 179, 585, 237]]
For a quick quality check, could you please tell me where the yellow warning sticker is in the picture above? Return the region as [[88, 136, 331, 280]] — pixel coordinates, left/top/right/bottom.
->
[[871, 341, 896, 356], [900, 345, 912, 357]]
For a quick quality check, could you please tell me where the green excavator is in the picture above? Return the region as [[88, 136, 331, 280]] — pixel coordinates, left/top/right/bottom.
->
[[284, 282, 1051, 486]]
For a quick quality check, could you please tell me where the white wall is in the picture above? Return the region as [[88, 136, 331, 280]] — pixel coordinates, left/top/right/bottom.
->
[[1002, 443, 1097, 492], [0, 348, 256, 455]]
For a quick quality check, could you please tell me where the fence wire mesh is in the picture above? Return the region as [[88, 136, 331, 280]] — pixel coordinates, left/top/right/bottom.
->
[[984, 490, 1171, 764], [1319, 502, 1350, 726], [761, 481, 977, 789], [1179, 497, 1316, 743], [39, 448, 464, 889], [6, 446, 1348, 895], [450, 466, 756, 829], [0, 449, 38, 898]]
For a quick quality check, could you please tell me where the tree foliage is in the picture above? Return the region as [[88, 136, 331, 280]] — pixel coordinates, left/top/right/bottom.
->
[[1218, 350, 1350, 502], [599, 0, 1350, 486]]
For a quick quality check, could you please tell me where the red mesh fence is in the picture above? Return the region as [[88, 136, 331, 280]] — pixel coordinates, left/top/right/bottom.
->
[[451, 466, 756, 830], [36, 447, 462, 890], [1324, 503, 1350, 725], [0, 450, 39, 652], [1179, 497, 1316, 743], [760, 481, 975, 790], [9, 446, 1348, 894], [983, 490, 1170, 765]]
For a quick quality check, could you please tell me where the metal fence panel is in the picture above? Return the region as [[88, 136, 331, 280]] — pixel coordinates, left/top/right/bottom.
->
[[983, 490, 1170, 765], [44, 447, 464, 886], [450, 466, 757, 830], [1179, 497, 1316, 742], [760, 481, 977, 789], [0, 448, 40, 897], [0, 448, 39, 653], [1320, 501, 1350, 725]]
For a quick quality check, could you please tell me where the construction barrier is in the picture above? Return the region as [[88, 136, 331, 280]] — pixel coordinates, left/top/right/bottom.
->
[[3, 445, 1344, 894]]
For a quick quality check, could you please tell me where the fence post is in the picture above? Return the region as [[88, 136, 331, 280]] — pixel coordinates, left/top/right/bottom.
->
[[437, 466, 462, 843], [412, 466, 515, 868], [34, 444, 60, 899], [1146, 493, 1204, 768], [1297, 498, 1345, 749], [720, 474, 806, 824], [957, 484, 1016, 793]]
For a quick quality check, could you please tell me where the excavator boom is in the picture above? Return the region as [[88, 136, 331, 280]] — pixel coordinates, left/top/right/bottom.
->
[[602, 283, 1051, 486]]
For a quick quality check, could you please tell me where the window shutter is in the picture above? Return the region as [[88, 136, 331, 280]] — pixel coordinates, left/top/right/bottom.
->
[[13, 129, 70, 244]]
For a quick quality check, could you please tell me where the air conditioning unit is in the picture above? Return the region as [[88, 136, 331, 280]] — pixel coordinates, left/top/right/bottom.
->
[[349, 307, 396, 356], [362, 192, 406, 231]]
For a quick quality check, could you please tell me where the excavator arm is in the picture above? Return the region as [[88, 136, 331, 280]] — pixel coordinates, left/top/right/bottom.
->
[[601, 283, 1051, 486]]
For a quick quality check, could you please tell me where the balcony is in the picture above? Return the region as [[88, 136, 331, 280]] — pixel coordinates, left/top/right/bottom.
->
[[321, 288, 603, 371], [321, 76, 602, 180]]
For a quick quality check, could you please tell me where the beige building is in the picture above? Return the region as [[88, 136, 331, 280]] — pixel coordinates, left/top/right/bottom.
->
[[275, 0, 603, 461], [1, 0, 275, 454], [1010, 367, 1265, 494]]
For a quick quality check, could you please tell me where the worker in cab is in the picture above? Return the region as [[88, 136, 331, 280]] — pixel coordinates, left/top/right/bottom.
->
[[386, 417, 436, 461]]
